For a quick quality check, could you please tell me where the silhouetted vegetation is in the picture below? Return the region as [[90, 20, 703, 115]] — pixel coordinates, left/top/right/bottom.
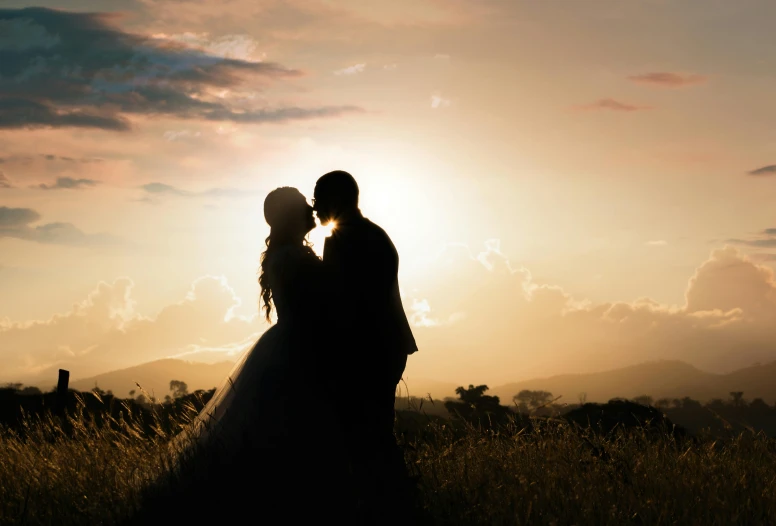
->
[[3, 381, 776, 524]]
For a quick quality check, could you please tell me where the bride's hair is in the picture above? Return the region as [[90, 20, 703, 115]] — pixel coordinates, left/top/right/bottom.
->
[[258, 187, 312, 322]]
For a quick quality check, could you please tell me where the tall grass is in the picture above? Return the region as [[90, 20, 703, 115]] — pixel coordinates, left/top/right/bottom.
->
[[2, 404, 776, 525]]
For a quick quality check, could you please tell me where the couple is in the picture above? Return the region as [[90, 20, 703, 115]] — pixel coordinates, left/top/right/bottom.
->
[[162, 171, 418, 524]]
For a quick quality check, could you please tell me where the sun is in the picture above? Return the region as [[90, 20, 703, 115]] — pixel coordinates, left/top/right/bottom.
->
[[308, 221, 336, 257]]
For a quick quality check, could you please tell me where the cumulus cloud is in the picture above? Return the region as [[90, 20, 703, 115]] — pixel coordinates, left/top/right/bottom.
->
[[0, 8, 362, 130], [0, 275, 263, 382], [0, 206, 121, 246], [627, 72, 707, 88], [405, 243, 776, 384], [574, 98, 651, 112], [35, 177, 100, 190], [748, 165, 776, 176], [334, 63, 366, 75]]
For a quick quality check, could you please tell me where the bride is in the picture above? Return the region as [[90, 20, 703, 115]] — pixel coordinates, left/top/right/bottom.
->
[[131, 187, 350, 524]]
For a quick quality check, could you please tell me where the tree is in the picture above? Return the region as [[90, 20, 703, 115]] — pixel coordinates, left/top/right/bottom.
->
[[513, 390, 554, 412], [749, 398, 769, 411], [632, 395, 654, 407], [445, 384, 511, 424], [654, 398, 672, 410], [729, 391, 745, 408], [578, 392, 587, 404], [170, 380, 189, 399]]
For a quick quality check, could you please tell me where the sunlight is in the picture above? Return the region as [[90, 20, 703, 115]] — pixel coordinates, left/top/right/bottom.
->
[[308, 221, 336, 257]]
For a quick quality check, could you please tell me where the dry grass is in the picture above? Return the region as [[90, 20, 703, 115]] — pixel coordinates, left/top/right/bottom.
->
[[2, 404, 776, 525]]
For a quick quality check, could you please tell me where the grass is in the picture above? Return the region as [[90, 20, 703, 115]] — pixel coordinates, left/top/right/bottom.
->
[[2, 399, 776, 525]]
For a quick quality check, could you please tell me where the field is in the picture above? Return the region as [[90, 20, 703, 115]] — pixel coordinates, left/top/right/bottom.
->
[[2, 396, 776, 525]]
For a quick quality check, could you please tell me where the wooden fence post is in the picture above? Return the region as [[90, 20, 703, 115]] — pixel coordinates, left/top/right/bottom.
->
[[56, 369, 69, 416]]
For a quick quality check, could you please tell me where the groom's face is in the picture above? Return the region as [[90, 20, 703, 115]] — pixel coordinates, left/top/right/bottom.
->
[[312, 190, 334, 225]]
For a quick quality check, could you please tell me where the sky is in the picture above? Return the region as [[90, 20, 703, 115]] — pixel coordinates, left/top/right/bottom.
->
[[2, 0, 776, 388]]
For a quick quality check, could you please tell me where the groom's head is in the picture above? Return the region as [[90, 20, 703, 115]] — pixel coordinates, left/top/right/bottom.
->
[[313, 170, 359, 225]]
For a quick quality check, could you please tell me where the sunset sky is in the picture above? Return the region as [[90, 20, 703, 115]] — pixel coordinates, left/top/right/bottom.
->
[[2, 0, 776, 388]]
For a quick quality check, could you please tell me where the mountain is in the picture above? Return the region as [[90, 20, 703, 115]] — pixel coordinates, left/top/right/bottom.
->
[[489, 360, 776, 404], [69, 359, 236, 398]]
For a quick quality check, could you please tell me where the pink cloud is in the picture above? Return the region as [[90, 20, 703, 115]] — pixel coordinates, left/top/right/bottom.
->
[[627, 72, 707, 88], [573, 98, 652, 112]]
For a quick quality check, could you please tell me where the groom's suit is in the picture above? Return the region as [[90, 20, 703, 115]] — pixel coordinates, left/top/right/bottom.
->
[[322, 209, 417, 388], [322, 209, 417, 523]]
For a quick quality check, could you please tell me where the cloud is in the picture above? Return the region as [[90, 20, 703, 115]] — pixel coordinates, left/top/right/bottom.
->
[[431, 93, 451, 109], [163, 130, 202, 141], [140, 182, 256, 200], [0, 171, 12, 189], [334, 63, 366, 75], [36, 177, 100, 190], [0, 275, 263, 382], [383, 64, 398, 70], [0, 8, 362, 131], [747, 165, 776, 176], [0, 206, 121, 246], [627, 72, 707, 88], [433, 53, 451, 60], [574, 98, 651, 112], [405, 243, 776, 384], [727, 228, 776, 248], [152, 32, 263, 62], [645, 240, 667, 246], [0, 154, 104, 164], [6, 240, 776, 387]]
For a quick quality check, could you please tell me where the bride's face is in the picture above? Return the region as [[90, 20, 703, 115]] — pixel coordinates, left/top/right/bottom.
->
[[287, 196, 316, 238]]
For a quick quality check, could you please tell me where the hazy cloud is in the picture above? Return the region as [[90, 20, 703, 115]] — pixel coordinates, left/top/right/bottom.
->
[[574, 98, 651, 112], [0, 171, 12, 189], [645, 240, 668, 246], [627, 72, 707, 88], [748, 165, 776, 176], [0, 206, 121, 246], [431, 93, 451, 109], [141, 182, 255, 199], [726, 228, 776, 249], [0, 8, 362, 131], [334, 63, 366, 75], [36, 177, 100, 190]]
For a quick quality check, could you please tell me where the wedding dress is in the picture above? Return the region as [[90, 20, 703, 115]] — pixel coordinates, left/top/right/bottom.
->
[[133, 244, 342, 524]]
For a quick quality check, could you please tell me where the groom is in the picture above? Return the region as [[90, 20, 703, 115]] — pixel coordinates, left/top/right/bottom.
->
[[313, 170, 418, 523]]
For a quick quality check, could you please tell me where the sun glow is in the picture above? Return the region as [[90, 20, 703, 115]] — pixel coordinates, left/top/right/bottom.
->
[[308, 221, 336, 257]]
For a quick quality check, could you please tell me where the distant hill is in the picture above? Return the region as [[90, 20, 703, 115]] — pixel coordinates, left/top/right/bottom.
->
[[70, 359, 236, 398], [490, 360, 776, 404]]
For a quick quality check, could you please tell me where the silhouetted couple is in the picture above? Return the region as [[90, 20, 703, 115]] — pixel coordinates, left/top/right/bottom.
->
[[158, 171, 418, 525]]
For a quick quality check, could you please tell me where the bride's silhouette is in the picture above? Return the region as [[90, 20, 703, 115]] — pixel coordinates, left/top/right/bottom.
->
[[131, 176, 417, 524], [131, 187, 347, 524]]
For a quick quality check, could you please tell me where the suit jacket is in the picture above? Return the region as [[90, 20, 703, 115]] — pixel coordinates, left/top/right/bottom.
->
[[322, 211, 417, 387]]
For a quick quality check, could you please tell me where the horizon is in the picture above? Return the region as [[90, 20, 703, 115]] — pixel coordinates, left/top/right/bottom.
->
[[3, 1, 776, 389]]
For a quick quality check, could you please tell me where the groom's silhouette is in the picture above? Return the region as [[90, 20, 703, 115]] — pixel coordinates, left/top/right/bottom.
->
[[314, 170, 417, 523]]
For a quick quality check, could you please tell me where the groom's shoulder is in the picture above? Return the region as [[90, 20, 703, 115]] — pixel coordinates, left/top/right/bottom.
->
[[362, 217, 395, 247]]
